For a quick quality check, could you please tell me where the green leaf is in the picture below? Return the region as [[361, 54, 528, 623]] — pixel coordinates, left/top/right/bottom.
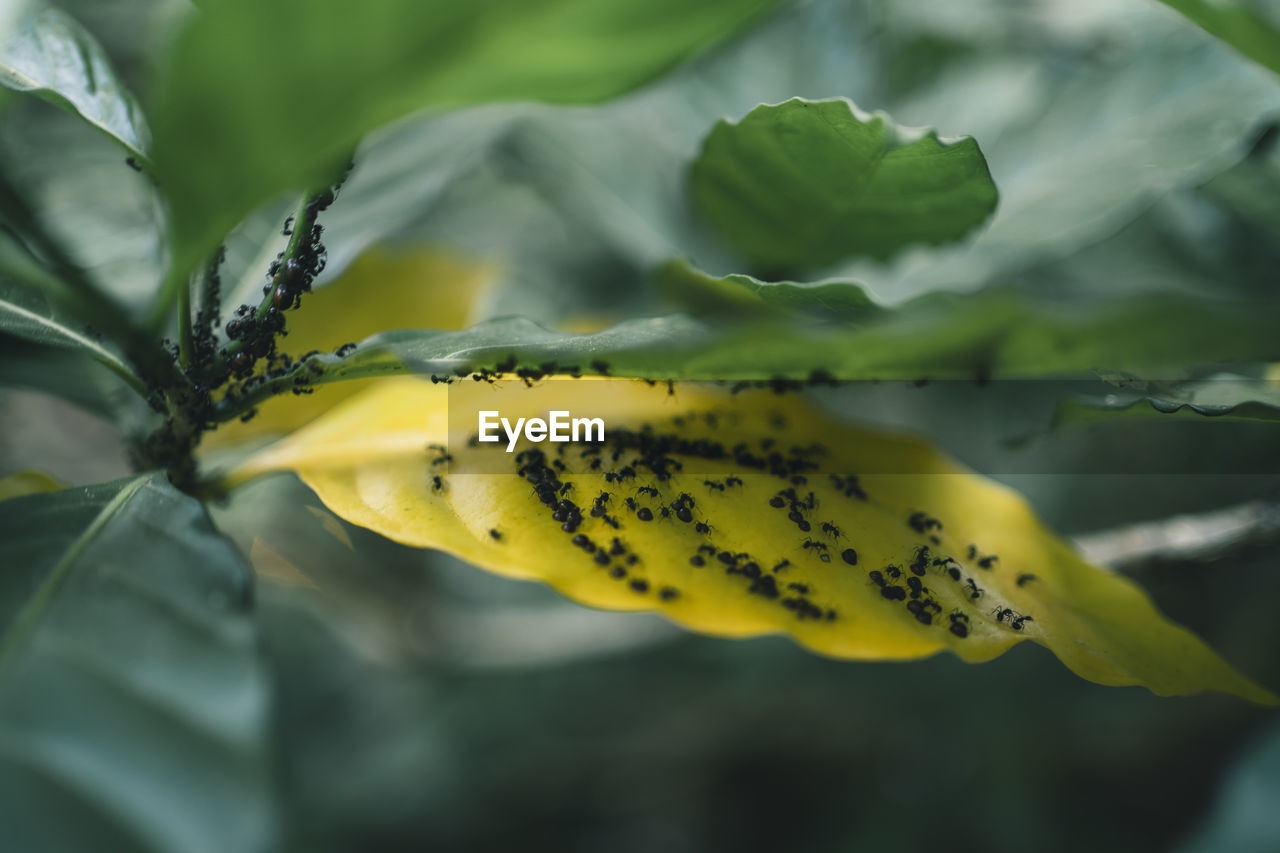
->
[[0, 5, 151, 165], [1155, 0, 1280, 76], [0, 474, 277, 853], [0, 336, 142, 423], [690, 98, 998, 275], [152, 0, 777, 274], [0, 275, 146, 399], [294, 273, 1279, 382], [1048, 376, 1280, 429]]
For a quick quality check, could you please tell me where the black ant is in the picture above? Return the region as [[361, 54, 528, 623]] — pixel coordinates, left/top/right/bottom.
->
[[910, 546, 930, 576], [788, 583, 811, 594], [703, 479, 726, 492], [868, 570, 885, 587], [430, 475, 444, 493], [1016, 573, 1038, 587], [802, 539, 829, 555], [977, 555, 999, 570], [624, 497, 637, 512], [488, 529, 502, 541], [772, 559, 792, 572], [694, 522, 711, 535], [880, 585, 906, 601], [1011, 614, 1034, 630], [698, 544, 717, 555], [906, 576, 928, 598], [636, 486, 659, 498], [725, 476, 743, 488], [963, 578, 984, 600], [883, 564, 902, 580], [821, 522, 842, 539], [992, 607, 1014, 623]]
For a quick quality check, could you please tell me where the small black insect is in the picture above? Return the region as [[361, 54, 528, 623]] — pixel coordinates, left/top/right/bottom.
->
[[699, 545, 718, 555], [840, 548, 858, 566], [948, 610, 970, 638], [963, 578, 984, 600], [906, 576, 926, 598], [594, 551, 610, 566], [868, 570, 885, 587], [788, 582, 811, 594], [883, 564, 902, 580], [880, 585, 906, 601], [725, 477, 743, 488], [769, 496, 786, 509], [992, 607, 1014, 623], [1015, 573, 1038, 587], [625, 497, 638, 512], [1011, 614, 1034, 630], [659, 586, 680, 602], [689, 555, 705, 567], [636, 486, 659, 498], [703, 479, 726, 492], [488, 529, 502, 541], [822, 522, 842, 539], [629, 579, 650, 594], [430, 475, 444, 492], [977, 555, 999, 570], [772, 559, 792, 572], [910, 546, 930, 576], [694, 521, 711, 534], [659, 506, 671, 519], [637, 508, 654, 522]]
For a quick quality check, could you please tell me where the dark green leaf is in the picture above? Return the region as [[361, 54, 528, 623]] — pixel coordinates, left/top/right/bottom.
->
[[1048, 376, 1280, 430], [1155, 0, 1280, 76], [689, 97, 998, 274], [0, 5, 150, 164], [0, 474, 277, 853], [0, 336, 140, 423], [230, 280, 1280, 415], [152, 0, 777, 274], [0, 273, 145, 398]]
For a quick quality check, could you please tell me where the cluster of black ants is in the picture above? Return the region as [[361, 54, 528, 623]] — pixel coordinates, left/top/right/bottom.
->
[[140, 172, 362, 478], [427, 408, 1039, 638]]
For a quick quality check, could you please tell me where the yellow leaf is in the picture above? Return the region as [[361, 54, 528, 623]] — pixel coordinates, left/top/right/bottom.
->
[[203, 245, 497, 448], [0, 469, 64, 502], [227, 377, 1276, 703]]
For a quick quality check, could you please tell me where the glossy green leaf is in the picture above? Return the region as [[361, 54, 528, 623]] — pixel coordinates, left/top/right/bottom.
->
[[1155, 0, 1280, 76], [1048, 376, 1280, 429], [152, 0, 776, 273], [0, 5, 150, 165], [0, 474, 276, 853], [259, 270, 1280, 401], [0, 275, 145, 398], [0, 336, 141, 423], [690, 98, 998, 275]]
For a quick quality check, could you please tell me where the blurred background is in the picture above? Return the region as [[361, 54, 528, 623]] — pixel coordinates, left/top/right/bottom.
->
[[3, 0, 1280, 850]]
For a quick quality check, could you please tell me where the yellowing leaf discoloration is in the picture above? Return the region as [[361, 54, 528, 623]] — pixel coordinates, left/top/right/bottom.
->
[[229, 377, 1276, 703]]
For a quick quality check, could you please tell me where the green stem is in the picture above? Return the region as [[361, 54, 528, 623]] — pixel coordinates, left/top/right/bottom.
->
[[177, 272, 194, 369], [209, 350, 409, 423]]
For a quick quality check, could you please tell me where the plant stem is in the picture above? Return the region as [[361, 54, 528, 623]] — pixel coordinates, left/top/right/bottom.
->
[[209, 350, 410, 423], [177, 271, 194, 369]]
